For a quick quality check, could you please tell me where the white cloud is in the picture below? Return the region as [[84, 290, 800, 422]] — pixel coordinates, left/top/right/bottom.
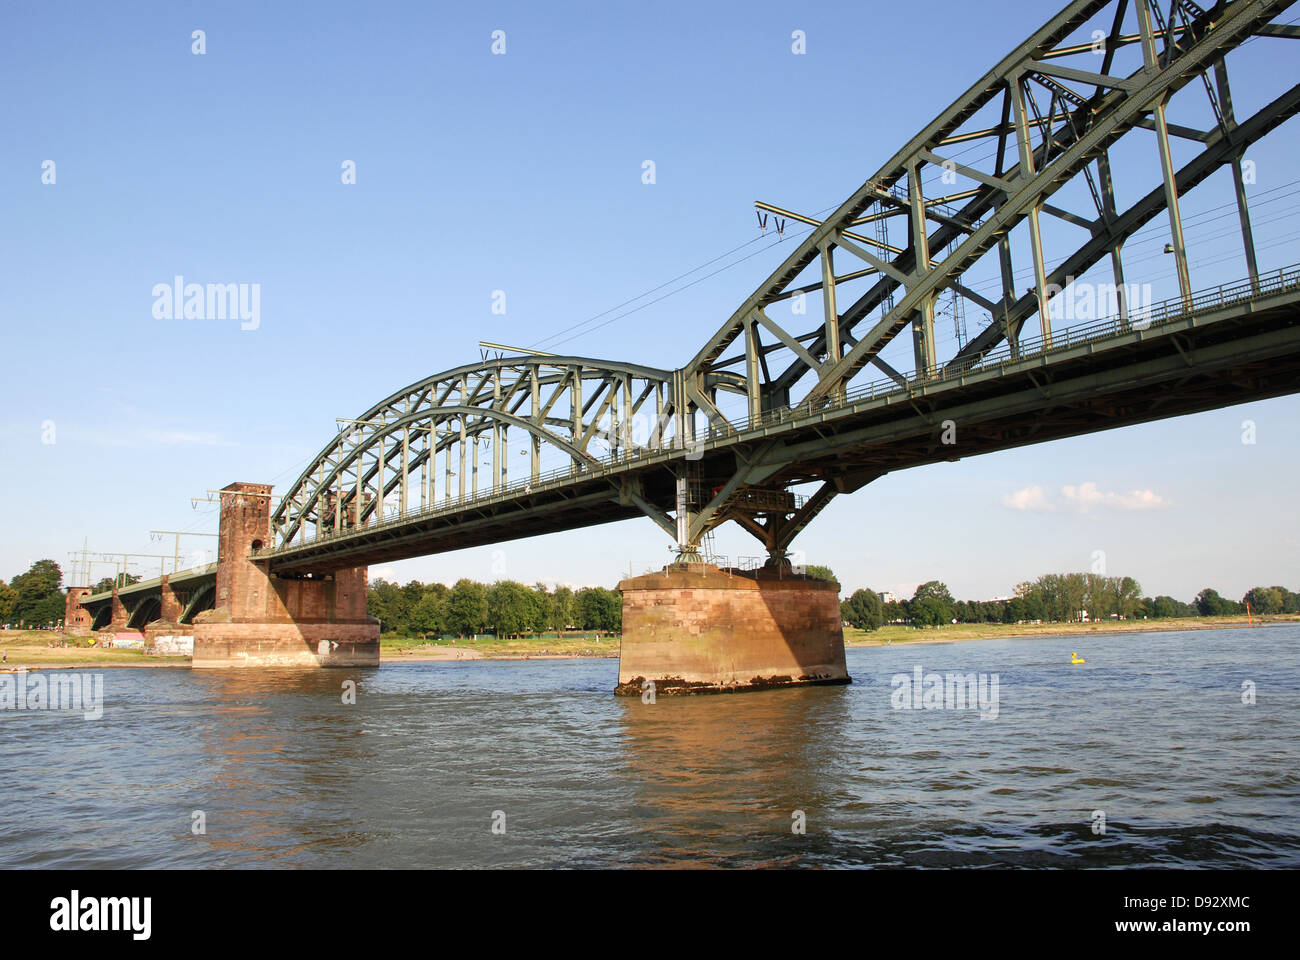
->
[[1001, 485, 1054, 512], [1002, 481, 1169, 513], [92, 427, 234, 449]]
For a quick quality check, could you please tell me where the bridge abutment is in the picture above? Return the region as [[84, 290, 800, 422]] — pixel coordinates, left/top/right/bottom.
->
[[192, 482, 379, 669], [159, 574, 180, 623], [142, 574, 194, 650], [109, 587, 128, 630], [615, 563, 850, 695], [63, 587, 92, 636]]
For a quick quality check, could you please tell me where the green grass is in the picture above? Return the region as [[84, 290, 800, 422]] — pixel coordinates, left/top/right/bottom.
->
[[0, 629, 160, 666], [380, 631, 619, 657]]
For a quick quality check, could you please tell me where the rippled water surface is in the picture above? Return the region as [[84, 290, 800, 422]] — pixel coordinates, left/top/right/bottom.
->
[[3, 626, 1298, 868]]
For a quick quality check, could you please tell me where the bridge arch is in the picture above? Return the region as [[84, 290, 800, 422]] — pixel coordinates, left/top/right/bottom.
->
[[126, 596, 160, 630], [180, 583, 214, 624], [271, 356, 676, 548], [684, 0, 1300, 422]]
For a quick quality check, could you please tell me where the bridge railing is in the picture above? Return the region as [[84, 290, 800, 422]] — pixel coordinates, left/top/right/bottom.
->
[[265, 263, 1300, 556], [704, 263, 1300, 440], [269, 447, 673, 554]]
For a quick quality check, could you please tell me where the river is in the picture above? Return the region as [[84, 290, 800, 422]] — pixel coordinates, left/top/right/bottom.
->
[[2, 625, 1297, 868]]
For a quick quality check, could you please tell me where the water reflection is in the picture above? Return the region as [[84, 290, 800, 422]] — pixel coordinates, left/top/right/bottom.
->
[[2, 628, 1299, 868], [186, 669, 380, 865], [614, 685, 853, 866]]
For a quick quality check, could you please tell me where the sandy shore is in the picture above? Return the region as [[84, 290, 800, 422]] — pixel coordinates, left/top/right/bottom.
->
[[382, 649, 618, 663], [845, 615, 1292, 647], [1, 658, 189, 670], [2, 616, 1286, 669], [0, 634, 191, 670]]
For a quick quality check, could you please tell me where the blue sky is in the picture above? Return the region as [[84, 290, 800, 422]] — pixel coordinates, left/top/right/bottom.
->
[[2, 0, 1297, 603]]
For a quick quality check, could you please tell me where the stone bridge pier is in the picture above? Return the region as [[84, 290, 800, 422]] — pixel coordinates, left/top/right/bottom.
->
[[192, 482, 380, 668], [63, 587, 93, 636], [615, 562, 850, 695]]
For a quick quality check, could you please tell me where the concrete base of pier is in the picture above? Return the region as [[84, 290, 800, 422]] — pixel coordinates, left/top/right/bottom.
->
[[142, 620, 193, 643], [192, 618, 379, 668], [191, 482, 380, 669], [614, 562, 850, 695], [63, 586, 93, 636]]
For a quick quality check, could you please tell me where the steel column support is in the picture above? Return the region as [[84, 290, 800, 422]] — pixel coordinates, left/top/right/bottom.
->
[[400, 424, 409, 518], [1138, 0, 1192, 306], [997, 234, 1020, 354], [444, 433, 452, 505], [1096, 148, 1130, 321], [352, 431, 362, 527], [674, 471, 699, 562], [907, 163, 938, 375], [773, 482, 839, 556], [571, 368, 583, 466], [744, 315, 762, 421], [652, 385, 664, 448], [530, 373, 541, 480], [458, 418, 466, 501], [1010, 74, 1053, 347], [1214, 59, 1259, 291], [621, 376, 633, 457], [377, 431, 385, 521], [420, 445, 428, 511], [820, 240, 845, 397], [492, 371, 501, 493], [622, 479, 677, 539]]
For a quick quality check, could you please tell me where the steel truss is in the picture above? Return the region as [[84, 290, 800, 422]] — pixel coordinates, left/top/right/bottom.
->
[[255, 0, 1299, 571], [671, 0, 1298, 562], [272, 357, 676, 549]]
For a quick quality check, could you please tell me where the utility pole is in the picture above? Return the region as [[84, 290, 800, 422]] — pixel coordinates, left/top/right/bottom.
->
[[149, 530, 218, 573], [67, 545, 128, 588], [68, 537, 92, 585], [81, 551, 180, 586]]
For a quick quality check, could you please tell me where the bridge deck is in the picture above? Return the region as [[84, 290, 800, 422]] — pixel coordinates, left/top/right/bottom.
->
[[260, 268, 1300, 575], [81, 562, 218, 608]]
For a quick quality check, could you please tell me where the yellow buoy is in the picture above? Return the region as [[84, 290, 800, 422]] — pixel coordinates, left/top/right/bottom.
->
[[1070, 652, 1086, 664]]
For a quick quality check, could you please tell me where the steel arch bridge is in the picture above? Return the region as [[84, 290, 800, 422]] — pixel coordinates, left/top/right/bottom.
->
[[271, 357, 680, 548], [690, 0, 1300, 409], [81, 0, 1300, 611]]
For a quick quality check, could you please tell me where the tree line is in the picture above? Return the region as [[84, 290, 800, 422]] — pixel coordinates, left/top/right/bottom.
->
[[368, 578, 622, 638], [839, 573, 1300, 630], [4, 556, 1295, 636], [0, 560, 65, 628], [1, 561, 153, 629]]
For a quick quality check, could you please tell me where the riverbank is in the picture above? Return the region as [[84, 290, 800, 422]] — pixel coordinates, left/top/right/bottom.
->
[[4, 614, 1289, 669], [0, 628, 620, 667], [844, 613, 1297, 646], [381, 633, 619, 662], [0, 631, 187, 668]]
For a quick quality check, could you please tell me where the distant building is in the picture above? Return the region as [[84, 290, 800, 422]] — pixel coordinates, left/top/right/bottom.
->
[[880, 591, 898, 604]]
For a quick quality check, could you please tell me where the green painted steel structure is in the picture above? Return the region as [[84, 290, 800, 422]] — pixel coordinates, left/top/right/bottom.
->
[[81, 0, 1300, 618]]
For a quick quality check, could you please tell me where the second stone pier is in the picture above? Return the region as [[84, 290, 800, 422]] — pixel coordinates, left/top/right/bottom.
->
[[615, 562, 850, 695], [192, 482, 380, 669]]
